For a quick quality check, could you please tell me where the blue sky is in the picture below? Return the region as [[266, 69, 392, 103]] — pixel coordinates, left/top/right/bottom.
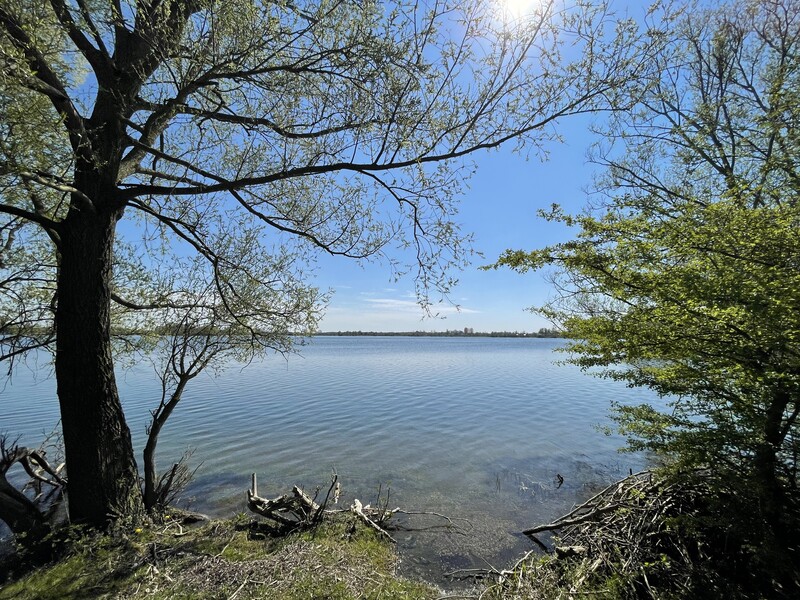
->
[[107, 1, 641, 335], [314, 114, 599, 333], [311, 0, 668, 333]]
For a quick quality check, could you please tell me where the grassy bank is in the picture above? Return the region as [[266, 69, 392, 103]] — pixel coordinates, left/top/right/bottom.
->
[[0, 514, 439, 600], [5, 470, 796, 599]]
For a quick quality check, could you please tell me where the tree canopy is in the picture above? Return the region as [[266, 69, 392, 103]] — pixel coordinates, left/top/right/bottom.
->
[[493, 0, 800, 591]]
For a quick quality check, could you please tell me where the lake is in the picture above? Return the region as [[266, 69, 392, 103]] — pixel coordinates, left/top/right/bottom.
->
[[1, 336, 660, 585]]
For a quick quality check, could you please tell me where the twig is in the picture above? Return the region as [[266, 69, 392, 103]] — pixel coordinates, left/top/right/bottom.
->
[[227, 579, 248, 600], [351, 498, 397, 543], [523, 502, 628, 536]]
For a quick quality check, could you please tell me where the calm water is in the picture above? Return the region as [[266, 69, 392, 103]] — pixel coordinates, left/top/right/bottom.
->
[[1, 336, 660, 585]]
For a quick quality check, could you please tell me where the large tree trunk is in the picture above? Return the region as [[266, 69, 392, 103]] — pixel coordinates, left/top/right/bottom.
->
[[751, 390, 798, 585], [55, 201, 144, 527], [755, 392, 790, 528]]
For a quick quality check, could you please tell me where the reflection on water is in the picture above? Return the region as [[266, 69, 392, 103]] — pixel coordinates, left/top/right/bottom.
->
[[1, 336, 660, 586]]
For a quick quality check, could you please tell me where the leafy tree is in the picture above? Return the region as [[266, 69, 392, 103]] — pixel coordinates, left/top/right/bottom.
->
[[494, 0, 800, 590], [0, 0, 647, 530]]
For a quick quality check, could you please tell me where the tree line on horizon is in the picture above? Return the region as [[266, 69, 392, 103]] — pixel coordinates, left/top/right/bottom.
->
[[314, 328, 564, 337]]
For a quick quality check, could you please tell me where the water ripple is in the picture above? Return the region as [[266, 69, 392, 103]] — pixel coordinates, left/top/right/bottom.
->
[[1, 337, 664, 585]]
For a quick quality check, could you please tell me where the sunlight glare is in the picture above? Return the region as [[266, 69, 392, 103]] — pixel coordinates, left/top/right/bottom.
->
[[499, 0, 540, 20]]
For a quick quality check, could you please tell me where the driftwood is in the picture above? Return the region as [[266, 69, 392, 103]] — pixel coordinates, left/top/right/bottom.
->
[[2, 446, 66, 490], [246, 473, 324, 528], [245, 473, 466, 542], [245, 471, 396, 540], [523, 470, 651, 540], [468, 469, 717, 598], [0, 436, 66, 540], [350, 498, 397, 543]]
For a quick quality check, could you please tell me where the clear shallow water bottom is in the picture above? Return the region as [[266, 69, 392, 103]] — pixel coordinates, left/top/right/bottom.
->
[[1, 337, 659, 586]]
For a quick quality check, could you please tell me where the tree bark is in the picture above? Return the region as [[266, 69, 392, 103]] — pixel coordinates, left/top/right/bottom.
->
[[55, 199, 144, 527], [142, 422, 161, 513], [751, 389, 796, 586]]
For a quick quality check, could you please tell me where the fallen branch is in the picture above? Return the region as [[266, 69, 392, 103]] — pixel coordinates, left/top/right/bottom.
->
[[245, 474, 464, 541], [246, 473, 323, 528], [522, 471, 653, 539], [480, 470, 719, 598], [391, 509, 470, 533], [350, 498, 397, 543], [0, 435, 66, 541], [523, 502, 628, 536]]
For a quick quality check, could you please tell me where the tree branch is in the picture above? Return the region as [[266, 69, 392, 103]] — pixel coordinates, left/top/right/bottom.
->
[[0, 6, 89, 159], [0, 203, 60, 231], [110, 292, 214, 311], [48, 0, 112, 79]]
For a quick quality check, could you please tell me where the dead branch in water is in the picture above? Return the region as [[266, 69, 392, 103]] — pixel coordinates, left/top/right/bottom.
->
[[350, 498, 397, 543], [246, 472, 326, 529], [473, 469, 723, 599], [245, 473, 467, 540], [522, 470, 652, 538]]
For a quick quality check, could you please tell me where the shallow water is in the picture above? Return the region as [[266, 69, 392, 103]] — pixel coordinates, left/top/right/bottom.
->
[[1, 336, 660, 585]]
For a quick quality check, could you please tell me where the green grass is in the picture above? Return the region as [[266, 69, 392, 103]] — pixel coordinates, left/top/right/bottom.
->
[[0, 515, 438, 600]]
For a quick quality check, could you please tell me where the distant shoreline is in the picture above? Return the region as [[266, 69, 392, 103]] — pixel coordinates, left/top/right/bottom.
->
[[314, 330, 564, 338]]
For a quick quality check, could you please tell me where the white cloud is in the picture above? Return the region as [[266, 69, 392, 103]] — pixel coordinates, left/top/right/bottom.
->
[[319, 288, 488, 331], [363, 297, 480, 315]]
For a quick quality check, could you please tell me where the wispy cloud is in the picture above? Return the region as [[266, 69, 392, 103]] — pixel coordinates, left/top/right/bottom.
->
[[363, 298, 479, 315]]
